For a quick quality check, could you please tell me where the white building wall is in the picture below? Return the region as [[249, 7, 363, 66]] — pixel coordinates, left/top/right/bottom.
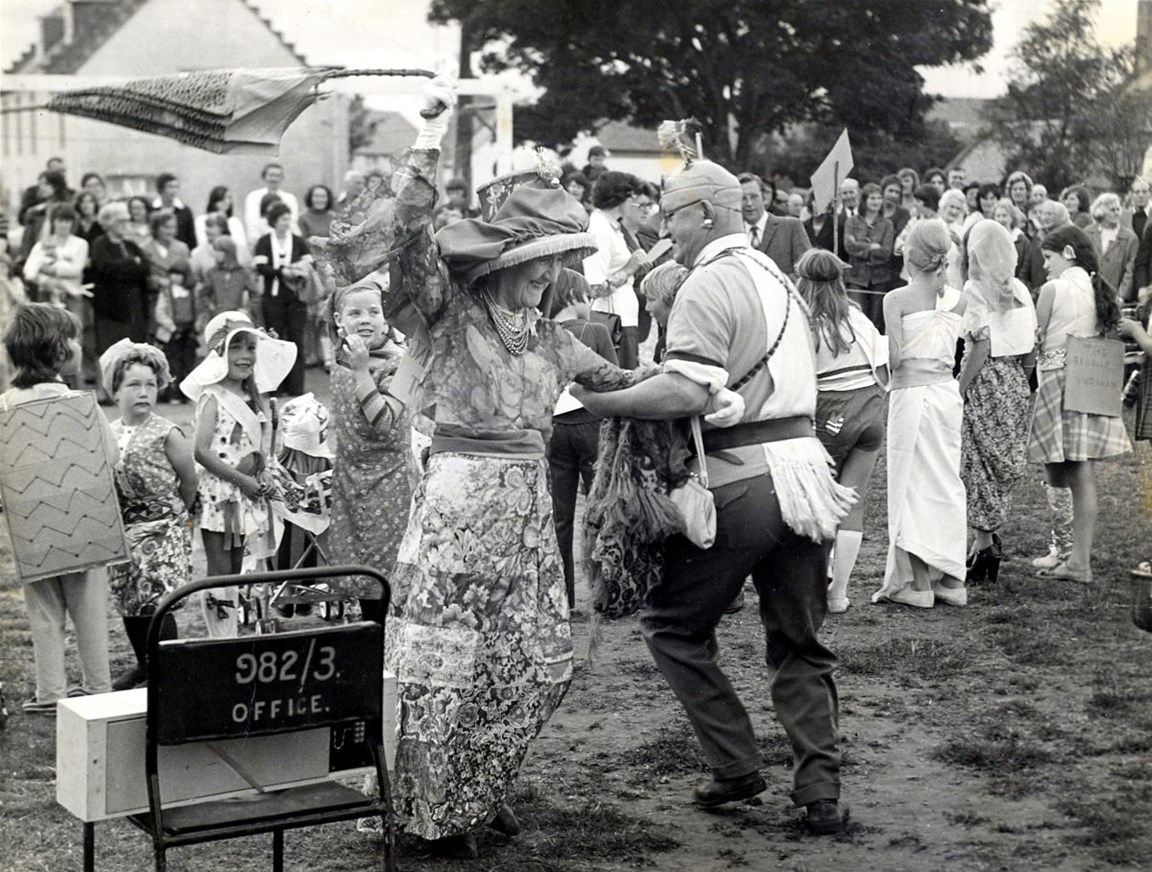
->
[[2, 0, 349, 220]]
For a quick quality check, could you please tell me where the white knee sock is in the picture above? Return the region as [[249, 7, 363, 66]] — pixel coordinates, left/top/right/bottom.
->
[[828, 530, 863, 604]]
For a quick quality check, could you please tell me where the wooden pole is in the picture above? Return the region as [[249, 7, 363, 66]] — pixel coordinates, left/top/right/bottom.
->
[[832, 161, 840, 258], [454, 20, 474, 194]]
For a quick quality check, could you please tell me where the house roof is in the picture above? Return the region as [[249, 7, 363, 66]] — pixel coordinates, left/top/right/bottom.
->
[[926, 97, 989, 130], [6, 0, 308, 75], [596, 120, 660, 154], [355, 110, 418, 156]]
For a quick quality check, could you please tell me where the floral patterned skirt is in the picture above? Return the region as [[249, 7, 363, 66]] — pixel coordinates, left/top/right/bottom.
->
[[960, 356, 1031, 532], [108, 506, 193, 616], [385, 452, 572, 840]]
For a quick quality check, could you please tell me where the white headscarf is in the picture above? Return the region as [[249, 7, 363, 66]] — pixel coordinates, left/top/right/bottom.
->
[[964, 220, 1037, 357]]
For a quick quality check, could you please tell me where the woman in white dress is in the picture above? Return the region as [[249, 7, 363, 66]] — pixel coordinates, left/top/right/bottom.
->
[[874, 219, 968, 608], [584, 171, 647, 368]]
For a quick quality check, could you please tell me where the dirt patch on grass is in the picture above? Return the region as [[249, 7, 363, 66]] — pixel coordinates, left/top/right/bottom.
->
[[0, 424, 1149, 870]]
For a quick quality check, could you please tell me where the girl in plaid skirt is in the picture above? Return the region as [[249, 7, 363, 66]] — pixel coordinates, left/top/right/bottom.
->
[[1028, 226, 1130, 583]]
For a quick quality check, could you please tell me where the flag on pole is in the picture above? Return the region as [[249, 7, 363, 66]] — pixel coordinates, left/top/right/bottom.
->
[[810, 129, 854, 215]]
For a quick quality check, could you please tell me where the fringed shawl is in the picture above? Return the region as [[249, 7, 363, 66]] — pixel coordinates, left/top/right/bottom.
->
[[582, 416, 691, 627]]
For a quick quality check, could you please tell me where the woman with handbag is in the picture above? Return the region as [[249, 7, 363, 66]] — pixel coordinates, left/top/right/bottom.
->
[[254, 201, 311, 396], [584, 171, 648, 368], [1028, 225, 1130, 583]]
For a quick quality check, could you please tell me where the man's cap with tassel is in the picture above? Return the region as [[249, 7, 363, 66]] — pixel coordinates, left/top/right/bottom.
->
[[661, 161, 743, 214]]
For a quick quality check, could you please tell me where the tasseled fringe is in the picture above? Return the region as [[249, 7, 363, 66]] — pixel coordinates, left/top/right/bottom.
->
[[582, 417, 690, 662], [763, 441, 857, 542]]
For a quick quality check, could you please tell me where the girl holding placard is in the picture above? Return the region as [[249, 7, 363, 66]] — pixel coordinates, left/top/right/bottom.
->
[[1029, 225, 1130, 583]]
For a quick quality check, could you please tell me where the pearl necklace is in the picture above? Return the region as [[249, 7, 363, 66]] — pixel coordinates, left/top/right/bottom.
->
[[482, 292, 531, 356]]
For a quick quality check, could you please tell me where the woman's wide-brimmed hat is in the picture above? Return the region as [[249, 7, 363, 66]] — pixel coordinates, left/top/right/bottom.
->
[[436, 172, 597, 282], [179, 310, 297, 401]]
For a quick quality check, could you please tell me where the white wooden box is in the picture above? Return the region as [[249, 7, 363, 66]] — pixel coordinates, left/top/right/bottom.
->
[[57, 671, 397, 822]]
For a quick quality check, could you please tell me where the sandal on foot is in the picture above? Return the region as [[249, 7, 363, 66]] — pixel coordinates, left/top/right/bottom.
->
[[1131, 561, 1152, 579], [1037, 562, 1092, 583]]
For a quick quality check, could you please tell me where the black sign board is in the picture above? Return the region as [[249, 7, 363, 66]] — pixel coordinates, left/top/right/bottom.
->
[[154, 623, 383, 744]]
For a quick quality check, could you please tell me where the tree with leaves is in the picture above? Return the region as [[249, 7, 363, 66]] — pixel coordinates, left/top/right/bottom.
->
[[430, 0, 993, 169], [984, 0, 1151, 191]]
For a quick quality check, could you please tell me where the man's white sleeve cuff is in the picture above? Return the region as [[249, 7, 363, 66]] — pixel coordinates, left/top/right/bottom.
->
[[663, 359, 730, 393]]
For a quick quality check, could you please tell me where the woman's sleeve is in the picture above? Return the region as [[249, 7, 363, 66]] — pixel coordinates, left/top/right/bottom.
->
[[56, 238, 88, 280], [843, 216, 870, 257], [553, 324, 636, 391], [22, 243, 44, 281], [582, 214, 611, 287], [352, 366, 406, 436], [871, 220, 895, 263], [294, 235, 313, 265], [391, 149, 455, 324], [253, 235, 277, 279]]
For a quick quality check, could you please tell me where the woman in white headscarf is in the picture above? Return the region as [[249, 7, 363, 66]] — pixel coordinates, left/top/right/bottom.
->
[[957, 220, 1038, 583]]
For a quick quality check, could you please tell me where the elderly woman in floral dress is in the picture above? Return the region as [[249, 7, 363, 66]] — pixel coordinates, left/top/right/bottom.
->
[[317, 79, 741, 860]]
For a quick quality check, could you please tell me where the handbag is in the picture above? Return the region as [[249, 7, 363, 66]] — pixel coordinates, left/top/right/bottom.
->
[[669, 416, 717, 549], [589, 309, 622, 347]]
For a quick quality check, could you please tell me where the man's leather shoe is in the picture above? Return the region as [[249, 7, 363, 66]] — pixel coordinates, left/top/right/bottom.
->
[[692, 772, 767, 808], [804, 799, 849, 834]]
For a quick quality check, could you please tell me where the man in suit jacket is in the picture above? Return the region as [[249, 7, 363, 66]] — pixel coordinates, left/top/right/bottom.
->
[[1086, 193, 1140, 302], [1134, 220, 1152, 299], [151, 173, 197, 251], [739, 173, 811, 277], [1122, 176, 1149, 242]]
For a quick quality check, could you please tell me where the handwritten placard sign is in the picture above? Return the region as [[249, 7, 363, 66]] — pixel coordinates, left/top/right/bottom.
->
[[1063, 336, 1124, 417], [155, 623, 382, 744]]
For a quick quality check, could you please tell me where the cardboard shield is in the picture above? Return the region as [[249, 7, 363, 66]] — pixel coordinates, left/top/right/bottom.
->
[[0, 393, 128, 581]]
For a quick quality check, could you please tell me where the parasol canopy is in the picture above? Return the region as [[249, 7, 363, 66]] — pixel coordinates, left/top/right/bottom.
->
[[39, 66, 434, 155]]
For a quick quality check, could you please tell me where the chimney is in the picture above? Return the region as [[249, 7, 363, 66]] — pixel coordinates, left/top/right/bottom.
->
[[70, 0, 121, 44], [39, 12, 65, 59]]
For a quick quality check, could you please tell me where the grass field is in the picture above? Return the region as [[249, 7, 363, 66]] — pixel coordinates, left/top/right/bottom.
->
[[0, 415, 1150, 871]]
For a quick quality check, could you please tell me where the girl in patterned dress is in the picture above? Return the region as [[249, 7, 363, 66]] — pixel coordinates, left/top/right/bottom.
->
[[957, 220, 1038, 584], [1029, 226, 1130, 583], [179, 311, 296, 634], [99, 340, 197, 689], [326, 276, 413, 621]]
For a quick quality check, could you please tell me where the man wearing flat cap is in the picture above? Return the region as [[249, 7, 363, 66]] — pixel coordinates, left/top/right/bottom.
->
[[576, 159, 852, 836]]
